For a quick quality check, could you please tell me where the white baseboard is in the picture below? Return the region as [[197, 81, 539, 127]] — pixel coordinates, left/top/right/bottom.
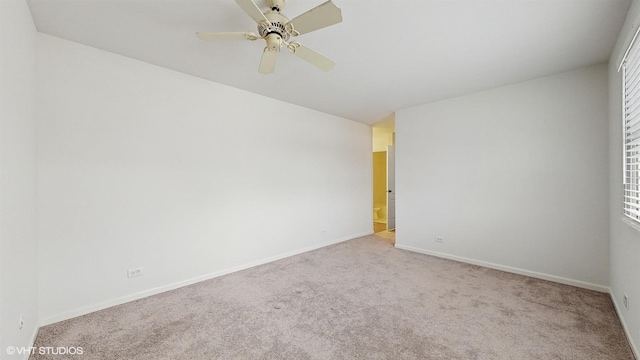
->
[[23, 325, 40, 360], [394, 244, 609, 293], [40, 231, 373, 326], [610, 290, 639, 360]]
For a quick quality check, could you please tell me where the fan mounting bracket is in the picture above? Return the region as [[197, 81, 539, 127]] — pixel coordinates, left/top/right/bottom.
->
[[268, 0, 286, 12], [286, 41, 300, 54], [258, 20, 271, 32], [284, 23, 299, 37]]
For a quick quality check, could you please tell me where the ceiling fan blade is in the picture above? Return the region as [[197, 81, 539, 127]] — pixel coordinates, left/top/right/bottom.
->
[[285, 1, 342, 36], [196, 32, 259, 41], [287, 42, 335, 72], [258, 48, 278, 74], [235, 0, 271, 26]]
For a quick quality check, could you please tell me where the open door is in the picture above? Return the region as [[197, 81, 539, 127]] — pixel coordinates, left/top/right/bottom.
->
[[387, 145, 395, 231]]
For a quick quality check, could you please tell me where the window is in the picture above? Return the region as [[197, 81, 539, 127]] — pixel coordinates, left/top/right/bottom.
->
[[623, 36, 640, 223]]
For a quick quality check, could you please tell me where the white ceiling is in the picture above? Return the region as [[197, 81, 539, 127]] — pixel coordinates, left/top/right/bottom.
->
[[27, 0, 631, 125]]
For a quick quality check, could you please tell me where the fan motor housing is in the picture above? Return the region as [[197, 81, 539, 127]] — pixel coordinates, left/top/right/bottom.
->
[[258, 11, 290, 41]]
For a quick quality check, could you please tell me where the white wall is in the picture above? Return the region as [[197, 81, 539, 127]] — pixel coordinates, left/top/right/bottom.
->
[[609, 0, 640, 356], [396, 64, 610, 291], [36, 34, 372, 324], [0, 0, 39, 358]]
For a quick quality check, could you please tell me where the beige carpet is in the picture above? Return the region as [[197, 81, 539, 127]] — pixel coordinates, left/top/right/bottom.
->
[[31, 234, 634, 359]]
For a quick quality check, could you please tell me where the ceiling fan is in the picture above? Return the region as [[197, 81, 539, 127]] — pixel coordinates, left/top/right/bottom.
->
[[196, 0, 342, 74]]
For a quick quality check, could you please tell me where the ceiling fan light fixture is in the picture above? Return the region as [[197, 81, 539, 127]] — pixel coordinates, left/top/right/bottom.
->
[[265, 33, 282, 52]]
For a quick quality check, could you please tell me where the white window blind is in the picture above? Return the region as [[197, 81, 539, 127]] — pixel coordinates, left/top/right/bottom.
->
[[623, 38, 640, 223]]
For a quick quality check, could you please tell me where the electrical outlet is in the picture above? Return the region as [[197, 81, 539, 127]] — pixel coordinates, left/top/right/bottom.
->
[[127, 267, 143, 278], [18, 315, 24, 330], [435, 236, 444, 243], [624, 293, 629, 310]]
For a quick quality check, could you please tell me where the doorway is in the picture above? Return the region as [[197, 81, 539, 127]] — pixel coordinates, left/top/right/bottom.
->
[[372, 115, 395, 233], [372, 151, 387, 232]]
